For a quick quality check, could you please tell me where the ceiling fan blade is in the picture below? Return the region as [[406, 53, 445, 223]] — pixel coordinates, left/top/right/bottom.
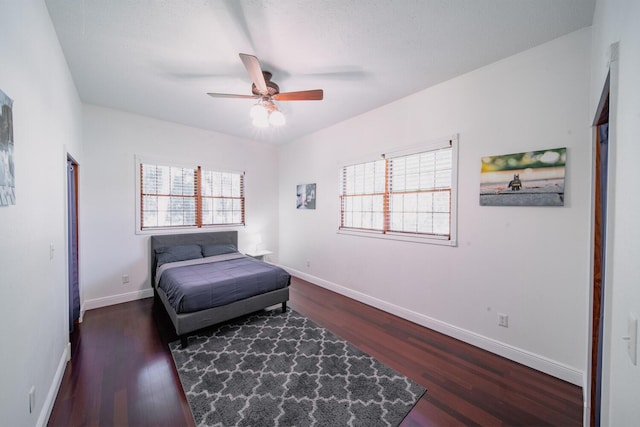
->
[[239, 53, 267, 95], [273, 89, 324, 101], [207, 92, 260, 99]]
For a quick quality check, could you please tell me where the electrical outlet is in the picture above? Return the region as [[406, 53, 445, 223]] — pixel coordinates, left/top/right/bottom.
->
[[121, 274, 130, 284], [498, 313, 509, 328]]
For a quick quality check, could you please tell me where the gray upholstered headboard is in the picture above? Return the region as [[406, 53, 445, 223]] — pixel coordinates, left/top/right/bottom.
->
[[150, 231, 238, 285]]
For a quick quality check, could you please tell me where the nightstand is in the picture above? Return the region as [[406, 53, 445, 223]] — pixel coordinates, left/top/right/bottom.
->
[[245, 249, 272, 261]]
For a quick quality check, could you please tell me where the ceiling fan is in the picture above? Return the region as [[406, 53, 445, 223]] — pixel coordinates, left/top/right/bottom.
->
[[207, 53, 324, 127]]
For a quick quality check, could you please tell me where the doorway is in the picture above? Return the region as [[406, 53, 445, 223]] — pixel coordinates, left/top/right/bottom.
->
[[590, 72, 610, 427], [67, 155, 80, 340]]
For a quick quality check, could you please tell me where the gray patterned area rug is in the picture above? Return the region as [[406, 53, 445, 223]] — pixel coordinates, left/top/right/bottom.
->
[[170, 309, 426, 427]]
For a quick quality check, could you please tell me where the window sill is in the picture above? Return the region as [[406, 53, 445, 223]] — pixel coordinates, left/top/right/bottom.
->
[[337, 229, 457, 247], [135, 224, 243, 236]]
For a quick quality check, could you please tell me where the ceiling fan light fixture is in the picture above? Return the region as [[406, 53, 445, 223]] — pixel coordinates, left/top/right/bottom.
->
[[252, 116, 270, 128], [269, 110, 286, 126], [250, 99, 285, 127], [249, 103, 267, 120]]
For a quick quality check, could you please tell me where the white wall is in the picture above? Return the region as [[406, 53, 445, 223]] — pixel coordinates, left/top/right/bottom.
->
[[279, 28, 592, 385], [81, 106, 281, 309], [0, 1, 83, 426], [591, 0, 640, 425]]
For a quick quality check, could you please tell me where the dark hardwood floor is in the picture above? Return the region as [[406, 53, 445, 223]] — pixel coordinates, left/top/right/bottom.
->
[[48, 277, 583, 426]]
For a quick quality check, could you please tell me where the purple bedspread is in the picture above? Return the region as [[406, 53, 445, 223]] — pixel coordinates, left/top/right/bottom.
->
[[156, 255, 290, 314]]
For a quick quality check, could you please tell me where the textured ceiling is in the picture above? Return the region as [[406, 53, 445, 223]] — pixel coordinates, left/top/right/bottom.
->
[[45, 0, 595, 144]]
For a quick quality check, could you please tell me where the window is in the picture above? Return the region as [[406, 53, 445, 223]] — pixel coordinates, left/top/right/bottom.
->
[[139, 160, 245, 230], [339, 136, 457, 245]]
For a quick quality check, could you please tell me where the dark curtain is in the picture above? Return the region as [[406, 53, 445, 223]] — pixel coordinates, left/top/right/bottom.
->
[[67, 159, 80, 333]]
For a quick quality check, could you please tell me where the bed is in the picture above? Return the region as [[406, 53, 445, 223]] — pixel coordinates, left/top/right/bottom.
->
[[150, 231, 290, 347]]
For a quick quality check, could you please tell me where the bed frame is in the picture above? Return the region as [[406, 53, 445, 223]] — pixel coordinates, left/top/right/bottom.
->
[[150, 231, 289, 347]]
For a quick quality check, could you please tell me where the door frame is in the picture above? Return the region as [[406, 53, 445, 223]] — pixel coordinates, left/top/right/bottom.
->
[[588, 42, 619, 427], [66, 153, 80, 352]]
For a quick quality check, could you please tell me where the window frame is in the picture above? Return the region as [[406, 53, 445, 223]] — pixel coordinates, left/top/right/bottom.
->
[[135, 156, 245, 234], [338, 135, 458, 246]]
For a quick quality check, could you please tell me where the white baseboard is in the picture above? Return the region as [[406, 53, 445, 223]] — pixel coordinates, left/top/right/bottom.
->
[[83, 288, 155, 312], [286, 267, 584, 386], [39, 342, 70, 427]]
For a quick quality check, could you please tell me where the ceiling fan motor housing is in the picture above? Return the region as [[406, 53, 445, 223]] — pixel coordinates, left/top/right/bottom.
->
[[252, 71, 280, 96]]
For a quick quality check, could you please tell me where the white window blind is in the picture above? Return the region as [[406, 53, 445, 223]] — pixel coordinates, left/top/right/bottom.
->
[[200, 170, 245, 226], [140, 164, 197, 228], [388, 147, 452, 236], [139, 161, 244, 230], [340, 159, 386, 231], [339, 136, 457, 243]]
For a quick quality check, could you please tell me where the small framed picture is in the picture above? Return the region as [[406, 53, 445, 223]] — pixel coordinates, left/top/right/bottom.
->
[[1, 89, 15, 206], [296, 183, 316, 209]]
